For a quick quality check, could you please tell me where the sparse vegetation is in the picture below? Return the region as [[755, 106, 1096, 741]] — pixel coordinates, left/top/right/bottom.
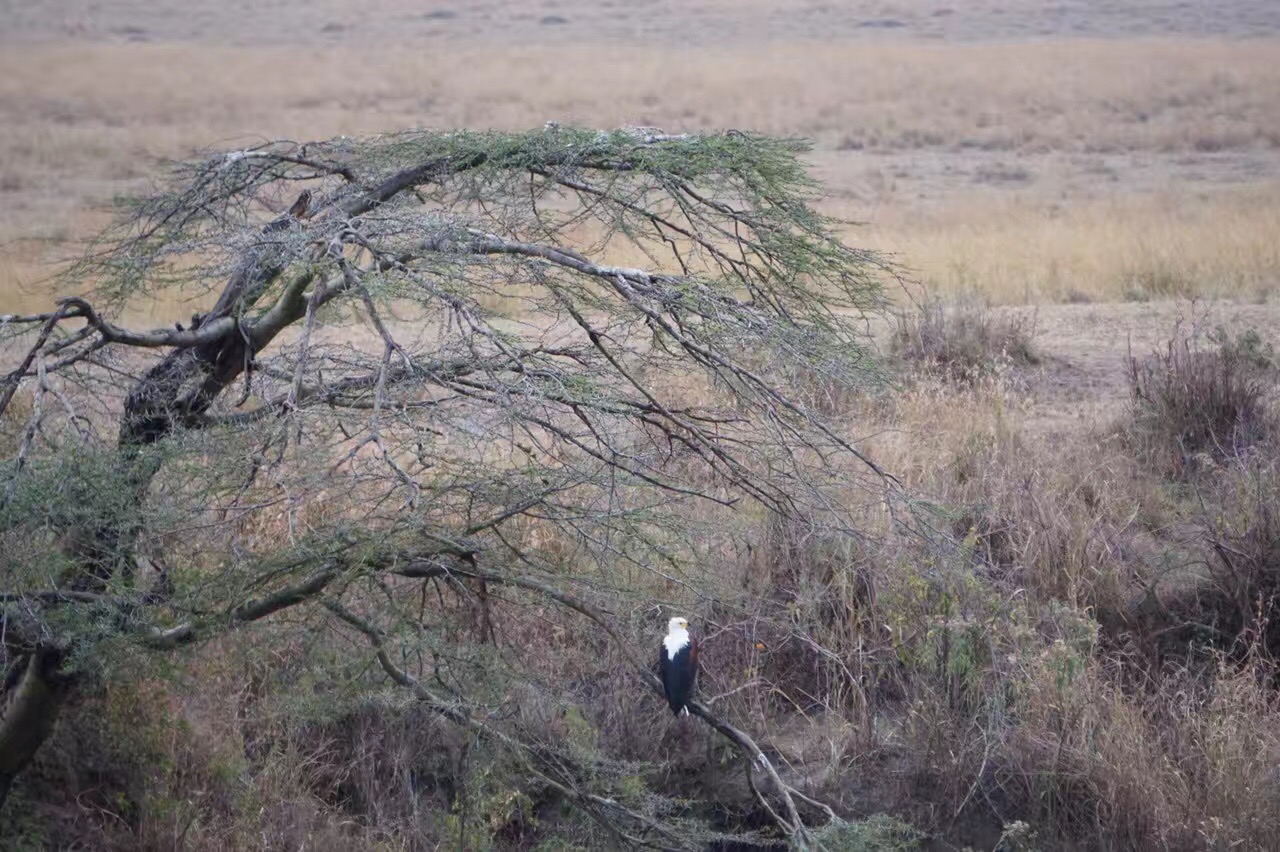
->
[[891, 298, 1038, 381], [1127, 321, 1273, 477]]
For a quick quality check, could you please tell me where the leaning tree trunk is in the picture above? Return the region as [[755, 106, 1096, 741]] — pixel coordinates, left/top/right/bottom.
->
[[0, 342, 246, 807], [0, 152, 477, 805], [0, 230, 297, 811], [0, 648, 68, 810]]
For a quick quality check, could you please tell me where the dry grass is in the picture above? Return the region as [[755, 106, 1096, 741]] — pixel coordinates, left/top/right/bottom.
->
[[891, 298, 1039, 381], [839, 337, 1280, 846], [2, 39, 1276, 158], [850, 188, 1280, 304], [991, 650, 1280, 849], [2, 38, 1280, 310], [1127, 322, 1274, 477]]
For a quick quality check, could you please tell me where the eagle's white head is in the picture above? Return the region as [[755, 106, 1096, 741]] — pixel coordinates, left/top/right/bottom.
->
[[664, 616, 691, 658]]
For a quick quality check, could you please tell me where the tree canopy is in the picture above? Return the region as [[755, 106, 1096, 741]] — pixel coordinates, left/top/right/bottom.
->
[[1, 126, 896, 848]]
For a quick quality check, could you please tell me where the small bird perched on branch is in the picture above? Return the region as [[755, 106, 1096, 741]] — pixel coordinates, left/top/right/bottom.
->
[[286, 189, 312, 219], [265, 189, 312, 232], [660, 616, 698, 716]]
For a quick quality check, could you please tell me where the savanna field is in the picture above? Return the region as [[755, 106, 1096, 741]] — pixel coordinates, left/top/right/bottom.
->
[[3, 1, 1280, 849]]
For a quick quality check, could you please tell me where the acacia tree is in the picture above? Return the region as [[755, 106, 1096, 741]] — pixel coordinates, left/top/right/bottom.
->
[[0, 127, 891, 847]]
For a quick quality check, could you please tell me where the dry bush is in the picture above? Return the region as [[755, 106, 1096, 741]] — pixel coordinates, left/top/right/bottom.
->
[[875, 374, 1147, 618], [951, 432, 1161, 622], [1131, 453, 1280, 670], [793, 520, 1055, 844], [892, 299, 1038, 383], [276, 700, 547, 851], [736, 514, 883, 714], [0, 674, 245, 851], [831, 308, 1280, 847], [1127, 323, 1273, 478], [995, 655, 1174, 848], [1201, 455, 1280, 658], [858, 529, 1280, 850], [844, 353, 1276, 845], [992, 648, 1280, 851]]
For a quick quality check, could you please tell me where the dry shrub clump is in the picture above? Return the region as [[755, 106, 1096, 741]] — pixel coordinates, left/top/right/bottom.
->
[[0, 672, 247, 850], [860, 519, 1280, 849], [1142, 453, 1280, 667], [994, 647, 1280, 850], [945, 432, 1145, 617], [736, 513, 885, 718], [873, 373, 1143, 615], [841, 334, 1280, 849], [892, 298, 1038, 383], [1127, 322, 1274, 478]]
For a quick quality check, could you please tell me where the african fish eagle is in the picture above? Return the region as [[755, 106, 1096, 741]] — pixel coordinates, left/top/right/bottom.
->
[[660, 616, 698, 716]]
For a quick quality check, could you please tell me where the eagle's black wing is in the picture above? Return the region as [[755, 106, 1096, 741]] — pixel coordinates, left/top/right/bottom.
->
[[661, 638, 698, 715]]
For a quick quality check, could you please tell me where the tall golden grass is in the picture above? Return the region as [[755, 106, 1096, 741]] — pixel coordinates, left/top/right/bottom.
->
[[851, 187, 1280, 304], [2, 38, 1279, 310]]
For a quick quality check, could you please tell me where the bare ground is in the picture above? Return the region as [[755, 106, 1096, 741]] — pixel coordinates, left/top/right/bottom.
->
[[1010, 300, 1280, 435]]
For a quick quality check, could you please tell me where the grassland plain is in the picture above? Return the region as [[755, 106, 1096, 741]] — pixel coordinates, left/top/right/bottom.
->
[[2, 35, 1279, 312], [6, 1, 1280, 847]]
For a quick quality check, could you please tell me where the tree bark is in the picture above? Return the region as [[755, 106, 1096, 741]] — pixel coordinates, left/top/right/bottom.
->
[[0, 646, 69, 811], [0, 236, 289, 819]]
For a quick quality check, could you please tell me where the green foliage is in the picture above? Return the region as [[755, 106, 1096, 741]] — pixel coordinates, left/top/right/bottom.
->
[[1, 446, 139, 536], [76, 128, 880, 317], [442, 785, 537, 852], [0, 792, 50, 852], [1211, 324, 1275, 369], [811, 814, 925, 850]]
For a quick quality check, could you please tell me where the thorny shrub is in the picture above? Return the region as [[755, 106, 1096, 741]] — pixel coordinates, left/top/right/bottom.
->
[[1127, 321, 1273, 478]]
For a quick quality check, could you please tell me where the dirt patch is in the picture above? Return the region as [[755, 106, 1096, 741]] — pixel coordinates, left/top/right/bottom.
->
[[1007, 300, 1280, 435]]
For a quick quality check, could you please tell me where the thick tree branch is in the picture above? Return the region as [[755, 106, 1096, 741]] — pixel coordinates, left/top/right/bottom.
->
[[140, 560, 344, 649], [0, 647, 68, 810]]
